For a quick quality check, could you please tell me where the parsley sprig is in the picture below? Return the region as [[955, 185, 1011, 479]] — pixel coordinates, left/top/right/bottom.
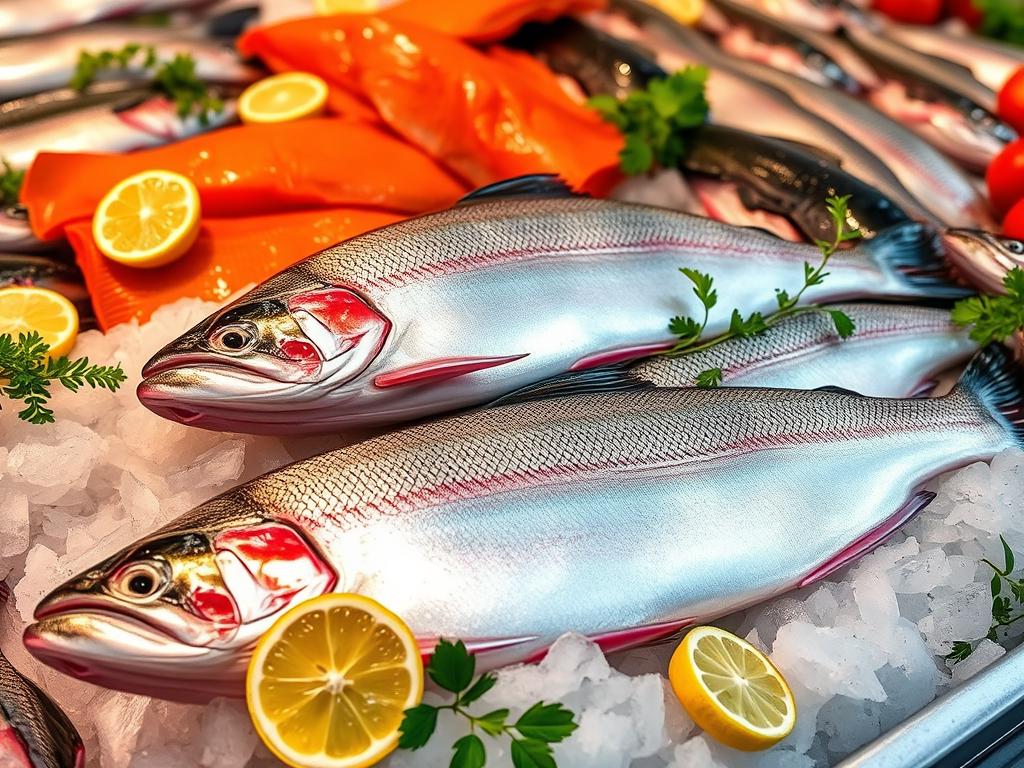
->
[[951, 267, 1024, 346], [399, 639, 578, 768], [71, 44, 223, 125], [977, 0, 1024, 46], [0, 331, 127, 425], [589, 67, 710, 175], [948, 535, 1024, 663], [667, 195, 860, 385], [0, 159, 25, 208]]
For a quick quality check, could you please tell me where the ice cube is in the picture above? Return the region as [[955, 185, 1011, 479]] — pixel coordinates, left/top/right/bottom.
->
[[890, 549, 952, 594], [669, 736, 729, 768], [771, 622, 888, 701], [168, 440, 246, 492], [950, 639, 1006, 684], [198, 699, 258, 768], [0, 488, 29, 558], [919, 581, 992, 654]]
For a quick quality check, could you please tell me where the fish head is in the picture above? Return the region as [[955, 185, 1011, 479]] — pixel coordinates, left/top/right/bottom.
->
[[137, 276, 391, 433], [24, 504, 337, 700], [942, 229, 1024, 295], [935, 105, 1017, 171]]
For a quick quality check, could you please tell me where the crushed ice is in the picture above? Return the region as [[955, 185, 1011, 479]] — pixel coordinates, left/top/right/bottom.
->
[[0, 297, 1021, 767]]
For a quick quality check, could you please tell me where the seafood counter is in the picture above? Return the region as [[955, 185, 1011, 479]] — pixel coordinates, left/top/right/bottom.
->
[[1, 1, 1024, 767]]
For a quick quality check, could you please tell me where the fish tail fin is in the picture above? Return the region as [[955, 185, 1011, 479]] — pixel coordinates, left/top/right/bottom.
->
[[958, 343, 1024, 448], [857, 221, 970, 299]]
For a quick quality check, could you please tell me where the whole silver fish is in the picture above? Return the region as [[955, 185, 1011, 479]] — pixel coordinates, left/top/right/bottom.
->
[[0, 86, 239, 170], [882, 23, 1024, 93], [841, 21, 1016, 172], [596, 0, 994, 229], [703, 0, 878, 93], [136, 184, 963, 435], [0, 25, 259, 102], [24, 345, 1024, 700], [590, 4, 932, 224], [943, 229, 1024, 296], [501, 303, 977, 401], [0, 0, 214, 40]]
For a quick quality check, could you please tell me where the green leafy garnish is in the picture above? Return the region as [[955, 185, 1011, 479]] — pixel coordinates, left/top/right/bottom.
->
[[0, 331, 127, 425], [71, 43, 223, 124], [949, 534, 1024, 663], [976, 0, 1024, 46], [951, 267, 1024, 345], [589, 67, 710, 175], [0, 159, 25, 208], [399, 639, 578, 768], [665, 196, 860, 383]]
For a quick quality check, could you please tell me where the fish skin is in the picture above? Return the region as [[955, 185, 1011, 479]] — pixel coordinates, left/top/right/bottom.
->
[[0, 213, 53, 255], [943, 230, 1024, 296], [0, 25, 259, 101], [881, 22, 1024, 93], [0, 0, 214, 40], [25, 346, 1024, 700], [0, 650, 83, 768], [0, 254, 96, 328], [514, 19, 910, 240], [840, 21, 1016, 172], [599, 0, 994, 229], [0, 88, 239, 170], [498, 303, 978, 401], [137, 192, 962, 435]]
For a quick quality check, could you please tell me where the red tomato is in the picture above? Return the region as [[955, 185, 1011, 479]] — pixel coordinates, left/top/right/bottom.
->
[[987, 139, 1024, 215], [873, 0, 943, 23], [998, 68, 1024, 134], [946, 0, 984, 28], [1005, 199, 1024, 239]]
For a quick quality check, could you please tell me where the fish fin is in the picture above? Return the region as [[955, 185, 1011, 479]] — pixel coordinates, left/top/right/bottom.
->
[[373, 354, 528, 389], [798, 490, 936, 587], [814, 385, 863, 396], [857, 221, 971, 299], [770, 137, 845, 168], [958, 343, 1024, 448], [488, 364, 654, 408], [587, 617, 694, 655], [457, 174, 583, 205]]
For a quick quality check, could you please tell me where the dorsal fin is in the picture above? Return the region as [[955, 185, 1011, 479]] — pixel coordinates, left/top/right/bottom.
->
[[457, 174, 583, 206], [487, 363, 653, 409]]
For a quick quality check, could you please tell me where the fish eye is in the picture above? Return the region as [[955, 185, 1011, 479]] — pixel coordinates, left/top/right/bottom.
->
[[1008, 241, 1024, 255], [210, 324, 257, 353], [111, 561, 167, 602]]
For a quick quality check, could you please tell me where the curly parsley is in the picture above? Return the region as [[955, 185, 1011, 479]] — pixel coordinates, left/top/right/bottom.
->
[[951, 267, 1024, 346]]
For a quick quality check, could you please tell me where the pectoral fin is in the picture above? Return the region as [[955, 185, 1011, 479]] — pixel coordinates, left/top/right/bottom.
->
[[373, 354, 528, 389]]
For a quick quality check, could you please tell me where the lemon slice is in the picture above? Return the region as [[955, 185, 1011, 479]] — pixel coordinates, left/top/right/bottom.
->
[[0, 286, 79, 358], [314, 0, 381, 14], [247, 594, 424, 768], [239, 72, 329, 125], [645, 0, 704, 25], [669, 626, 796, 751], [92, 169, 200, 268]]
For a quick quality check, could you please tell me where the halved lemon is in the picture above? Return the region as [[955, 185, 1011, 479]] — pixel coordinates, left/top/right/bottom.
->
[[92, 169, 200, 268], [646, 0, 704, 25], [0, 286, 79, 358], [313, 0, 381, 14], [246, 594, 424, 768], [239, 72, 329, 125], [669, 626, 796, 751]]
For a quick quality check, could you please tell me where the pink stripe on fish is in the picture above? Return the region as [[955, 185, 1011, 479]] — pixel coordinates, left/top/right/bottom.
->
[[373, 355, 528, 389], [571, 342, 676, 371]]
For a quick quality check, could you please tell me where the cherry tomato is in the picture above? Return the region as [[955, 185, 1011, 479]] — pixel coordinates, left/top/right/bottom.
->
[[987, 139, 1024, 215], [946, 0, 984, 28], [998, 67, 1024, 134], [1004, 199, 1024, 239], [873, 0, 943, 24]]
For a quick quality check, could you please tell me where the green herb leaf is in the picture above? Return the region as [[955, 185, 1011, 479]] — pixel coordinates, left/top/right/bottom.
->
[[993, 595, 1013, 624], [450, 734, 486, 768], [951, 267, 1024, 345], [668, 315, 702, 340], [0, 159, 25, 208], [977, 0, 1024, 45], [510, 738, 556, 768], [428, 639, 475, 694], [1010, 581, 1024, 604], [589, 67, 709, 175], [1003, 535, 1016, 574], [993, 572, 1002, 597], [476, 708, 510, 737], [0, 331, 127, 424], [946, 640, 974, 664], [461, 673, 497, 705], [398, 704, 438, 750], [696, 368, 723, 388], [775, 289, 790, 310], [514, 702, 578, 744], [680, 268, 717, 310], [829, 309, 856, 339], [729, 309, 767, 338]]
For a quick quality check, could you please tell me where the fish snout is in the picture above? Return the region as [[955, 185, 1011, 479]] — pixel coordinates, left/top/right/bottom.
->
[[942, 229, 1020, 296]]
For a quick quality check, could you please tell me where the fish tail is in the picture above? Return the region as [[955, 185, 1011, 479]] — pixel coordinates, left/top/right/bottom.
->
[[959, 343, 1024, 448], [858, 221, 971, 299]]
